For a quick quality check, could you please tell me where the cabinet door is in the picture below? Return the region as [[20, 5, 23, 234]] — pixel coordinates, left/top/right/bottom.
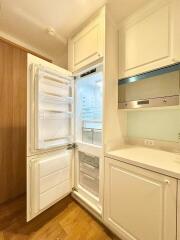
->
[[27, 149, 73, 221], [68, 8, 105, 72], [119, 1, 180, 78], [125, 4, 169, 71], [104, 157, 177, 240]]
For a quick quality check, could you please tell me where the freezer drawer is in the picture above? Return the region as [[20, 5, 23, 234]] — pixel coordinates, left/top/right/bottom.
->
[[79, 151, 99, 168], [80, 162, 99, 179], [78, 151, 100, 197], [79, 172, 99, 197]]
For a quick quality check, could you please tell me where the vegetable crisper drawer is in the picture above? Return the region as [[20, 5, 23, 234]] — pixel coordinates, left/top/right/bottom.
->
[[80, 161, 99, 179]]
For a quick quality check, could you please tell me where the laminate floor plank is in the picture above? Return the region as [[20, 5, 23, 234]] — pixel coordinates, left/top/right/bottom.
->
[[0, 195, 117, 240]]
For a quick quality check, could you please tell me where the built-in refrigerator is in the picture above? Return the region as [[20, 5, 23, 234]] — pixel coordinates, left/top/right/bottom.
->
[[27, 54, 103, 221]]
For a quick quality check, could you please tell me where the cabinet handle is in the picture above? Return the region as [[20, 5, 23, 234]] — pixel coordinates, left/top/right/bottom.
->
[[164, 180, 170, 184]]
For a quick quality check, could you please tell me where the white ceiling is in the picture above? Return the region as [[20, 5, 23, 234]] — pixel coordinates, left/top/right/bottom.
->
[[0, 0, 149, 66]]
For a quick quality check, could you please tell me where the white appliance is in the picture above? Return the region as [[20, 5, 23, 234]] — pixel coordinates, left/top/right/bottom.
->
[[27, 54, 103, 221]]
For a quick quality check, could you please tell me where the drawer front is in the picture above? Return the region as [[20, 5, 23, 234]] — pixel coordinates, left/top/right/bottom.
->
[[28, 150, 72, 221], [39, 153, 70, 177], [40, 167, 70, 193], [79, 172, 99, 197], [40, 180, 71, 210], [80, 162, 99, 179]]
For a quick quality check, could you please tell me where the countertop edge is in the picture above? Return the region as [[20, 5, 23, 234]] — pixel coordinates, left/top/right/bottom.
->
[[105, 152, 180, 180]]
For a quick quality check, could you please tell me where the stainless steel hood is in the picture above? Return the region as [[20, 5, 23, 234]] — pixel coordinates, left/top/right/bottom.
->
[[118, 64, 180, 109]]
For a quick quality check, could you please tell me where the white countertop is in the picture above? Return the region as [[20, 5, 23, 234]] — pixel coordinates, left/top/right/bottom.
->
[[105, 146, 180, 179]]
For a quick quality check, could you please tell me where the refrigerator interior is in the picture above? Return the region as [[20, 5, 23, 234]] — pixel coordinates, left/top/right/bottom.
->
[[74, 68, 103, 209], [75, 70, 103, 146]]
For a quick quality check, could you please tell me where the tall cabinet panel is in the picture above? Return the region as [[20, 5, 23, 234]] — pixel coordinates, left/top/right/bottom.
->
[[0, 40, 27, 203]]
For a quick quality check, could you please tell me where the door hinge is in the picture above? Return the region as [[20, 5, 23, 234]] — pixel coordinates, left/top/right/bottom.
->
[[67, 143, 77, 150], [72, 187, 78, 192]]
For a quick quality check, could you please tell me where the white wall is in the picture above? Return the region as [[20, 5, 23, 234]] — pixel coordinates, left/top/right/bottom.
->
[[0, 31, 68, 69], [127, 108, 180, 142]]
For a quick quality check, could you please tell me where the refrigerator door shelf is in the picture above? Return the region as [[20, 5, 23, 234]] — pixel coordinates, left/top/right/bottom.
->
[[40, 93, 73, 104], [40, 80, 71, 96], [31, 64, 74, 152], [37, 136, 73, 150]]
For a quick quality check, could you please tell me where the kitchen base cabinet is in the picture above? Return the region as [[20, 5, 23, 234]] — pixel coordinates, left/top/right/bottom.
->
[[104, 157, 177, 240]]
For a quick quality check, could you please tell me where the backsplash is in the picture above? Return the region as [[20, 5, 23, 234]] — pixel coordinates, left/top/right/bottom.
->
[[127, 108, 180, 142]]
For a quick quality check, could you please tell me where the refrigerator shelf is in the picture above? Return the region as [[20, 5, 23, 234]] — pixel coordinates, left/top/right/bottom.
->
[[39, 92, 73, 104], [40, 72, 71, 85], [38, 138, 72, 149], [39, 109, 72, 114], [39, 110, 73, 120], [40, 79, 71, 90]]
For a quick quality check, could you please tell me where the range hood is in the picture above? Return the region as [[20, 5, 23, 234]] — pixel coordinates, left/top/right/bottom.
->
[[118, 64, 180, 109]]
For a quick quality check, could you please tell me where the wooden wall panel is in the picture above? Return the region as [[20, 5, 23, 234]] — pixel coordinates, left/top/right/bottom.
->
[[0, 39, 27, 203]]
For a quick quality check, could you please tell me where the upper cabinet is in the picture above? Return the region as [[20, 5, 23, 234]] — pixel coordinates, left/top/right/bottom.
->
[[119, 0, 180, 78], [68, 7, 105, 72]]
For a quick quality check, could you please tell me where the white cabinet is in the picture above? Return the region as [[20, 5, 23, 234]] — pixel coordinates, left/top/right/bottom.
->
[[27, 149, 72, 221], [68, 8, 105, 72], [104, 157, 177, 240], [119, 0, 180, 78]]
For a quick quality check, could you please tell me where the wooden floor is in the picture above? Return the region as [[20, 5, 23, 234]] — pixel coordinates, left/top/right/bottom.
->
[[0, 195, 117, 240]]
